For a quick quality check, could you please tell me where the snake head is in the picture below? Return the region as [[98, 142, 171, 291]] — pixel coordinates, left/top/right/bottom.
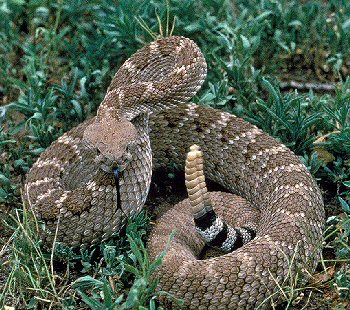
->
[[83, 115, 138, 173]]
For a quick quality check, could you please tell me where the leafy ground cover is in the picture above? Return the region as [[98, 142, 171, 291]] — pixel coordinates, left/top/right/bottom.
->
[[0, 0, 349, 308]]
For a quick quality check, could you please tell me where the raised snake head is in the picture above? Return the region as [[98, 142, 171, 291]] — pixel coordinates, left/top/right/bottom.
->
[[82, 115, 138, 173]]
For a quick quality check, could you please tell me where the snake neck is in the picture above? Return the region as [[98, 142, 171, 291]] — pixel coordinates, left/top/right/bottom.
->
[[119, 112, 152, 217]]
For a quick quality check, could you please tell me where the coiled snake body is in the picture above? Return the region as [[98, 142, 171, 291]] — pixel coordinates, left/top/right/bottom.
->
[[23, 36, 324, 308]]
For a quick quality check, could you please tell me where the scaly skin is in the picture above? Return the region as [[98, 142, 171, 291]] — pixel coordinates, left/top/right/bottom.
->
[[23, 36, 324, 308], [23, 36, 206, 248], [148, 103, 324, 309]]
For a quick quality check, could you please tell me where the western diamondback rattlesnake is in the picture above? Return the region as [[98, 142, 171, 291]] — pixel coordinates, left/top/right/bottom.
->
[[23, 36, 325, 308]]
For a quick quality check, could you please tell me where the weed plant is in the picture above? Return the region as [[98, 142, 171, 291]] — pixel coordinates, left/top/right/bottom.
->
[[0, 0, 350, 308]]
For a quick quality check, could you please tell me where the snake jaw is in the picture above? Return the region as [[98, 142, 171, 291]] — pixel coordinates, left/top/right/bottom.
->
[[115, 150, 133, 172], [95, 148, 133, 173]]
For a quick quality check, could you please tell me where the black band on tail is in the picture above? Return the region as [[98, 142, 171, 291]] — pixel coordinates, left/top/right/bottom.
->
[[208, 222, 228, 248], [194, 209, 217, 230], [193, 207, 256, 253]]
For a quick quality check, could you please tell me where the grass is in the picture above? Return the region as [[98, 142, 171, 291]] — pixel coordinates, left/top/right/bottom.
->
[[0, 0, 350, 308], [258, 241, 319, 309], [0, 203, 65, 308]]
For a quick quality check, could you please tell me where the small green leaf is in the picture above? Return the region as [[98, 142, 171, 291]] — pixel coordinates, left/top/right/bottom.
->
[[240, 35, 250, 49], [0, 174, 11, 185], [261, 78, 280, 104], [149, 298, 156, 310], [75, 289, 103, 310], [30, 147, 46, 155], [201, 92, 216, 102], [30, 112, 43, 120], [10, 0, 26, 5], [0, 188, 8, 200], [71, 100, 83, 120], [342, 18, 350, 30], [72, 275, 104, 290], [288, 20, 302, 28], [338, 197, 350, 214], [124, 263, 139, 275], [343, 181, 350, 188], [102, 282, 113, 307], [0, 139, 16, 145], [253, 11, 273, 23]]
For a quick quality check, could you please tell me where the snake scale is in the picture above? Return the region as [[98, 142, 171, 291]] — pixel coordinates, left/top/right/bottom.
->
[[23, 36, 325, 309]]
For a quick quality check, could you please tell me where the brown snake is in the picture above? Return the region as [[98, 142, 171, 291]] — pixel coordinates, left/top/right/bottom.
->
[[23, 36, 325, 308]]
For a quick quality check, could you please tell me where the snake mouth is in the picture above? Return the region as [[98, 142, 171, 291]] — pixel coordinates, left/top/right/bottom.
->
[[95, 147, 133, 174]]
